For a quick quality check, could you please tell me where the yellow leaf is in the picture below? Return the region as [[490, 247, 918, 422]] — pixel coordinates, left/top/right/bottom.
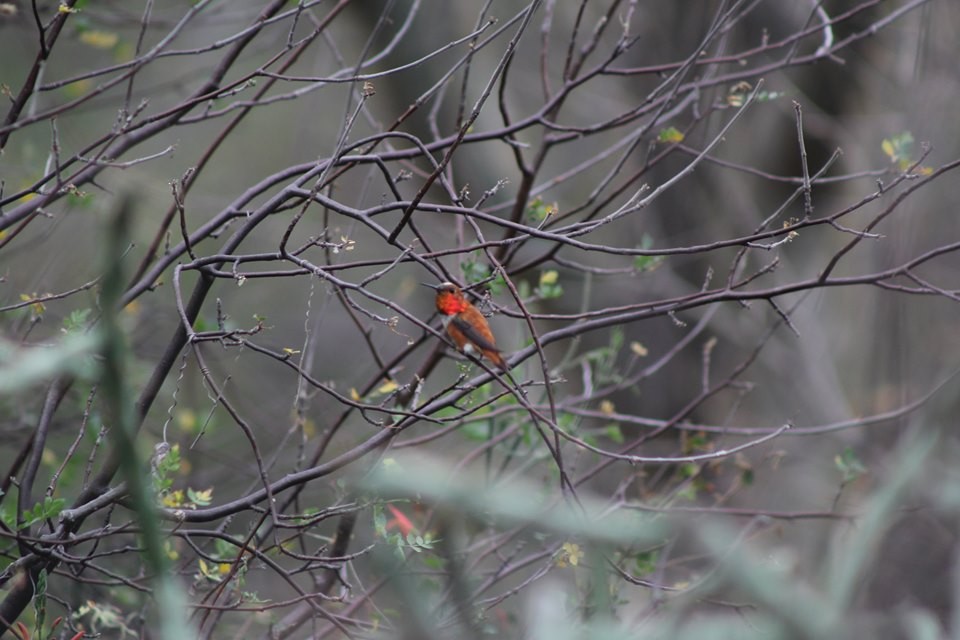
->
[[62, 78, 92, 99], [218, 563, 231, 575], [20, 293, 46, 316], [630, 341, 648, 357], [176, 409, 197, 432], [377, 380, 399, 394], [881, 139, 895, 160], [114, 40, 135, 64], [282, 347, 301, 355], [349, 388, 361, 401], [557, 542, 584, 568], [58, 3, 77, 13], [539, 270, 558, 285], [727, 81, 752, 107], [162, 490, 184, 508], [15, 178, 38, 203], [79, 30, 119, 49], [599, 400, 615, 415]]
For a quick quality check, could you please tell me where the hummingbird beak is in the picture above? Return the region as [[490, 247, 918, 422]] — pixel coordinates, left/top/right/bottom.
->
[[420, 282, 441, 290]]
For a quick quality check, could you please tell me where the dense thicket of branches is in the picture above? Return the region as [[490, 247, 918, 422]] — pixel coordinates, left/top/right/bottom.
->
[[2, 1, 959, 638]]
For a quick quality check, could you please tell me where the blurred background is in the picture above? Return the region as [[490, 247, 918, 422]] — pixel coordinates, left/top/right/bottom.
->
[[1, 1, 959, 638]]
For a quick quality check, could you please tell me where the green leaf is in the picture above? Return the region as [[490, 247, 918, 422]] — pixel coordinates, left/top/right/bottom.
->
[[609, 327, 624, 353], [66, 187, 95, 207], [241, 591, 268, 604], [657, 126, 684, 144], [633, 234, 664, 272], [34, 568, 48, 639], [526, 196, 558, 223], [679, 463, 699, 479], [460, 421, 492, 442], [187, 487, 213, 506], [21, 497, 65, 529], [406, 533, 423, 551], [62, 308, 93, 334], [834, 447, 867, 483], [214, 538, 235, 559], [683, 432, 709, 453], [517, 280, 531, 299], [152, 444, 181, 494], [755, 90, 785, 102], [487, 273, 506, 296], [0, 504, 14, 530], [881, 131, 914, 164], [632, 550, 659, 576], [604, 424, 624, 444], [461, 259, 490, 285], [675, 483, 698, 502], [534, 270, 563, 300], [292, 507, 320, 526]]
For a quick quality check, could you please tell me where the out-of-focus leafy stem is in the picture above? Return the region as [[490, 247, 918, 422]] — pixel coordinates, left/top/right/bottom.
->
[[97, 196, 195, 640]]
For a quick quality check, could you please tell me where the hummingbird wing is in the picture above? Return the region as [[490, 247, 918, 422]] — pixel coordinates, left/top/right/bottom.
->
[[450, 315, 500, 354]]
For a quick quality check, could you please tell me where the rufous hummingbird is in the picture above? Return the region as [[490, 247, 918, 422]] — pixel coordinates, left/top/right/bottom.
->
[[422, 282, 509, 372]]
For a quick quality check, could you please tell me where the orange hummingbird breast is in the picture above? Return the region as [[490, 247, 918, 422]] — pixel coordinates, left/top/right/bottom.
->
[[436, 291, 468, 315]]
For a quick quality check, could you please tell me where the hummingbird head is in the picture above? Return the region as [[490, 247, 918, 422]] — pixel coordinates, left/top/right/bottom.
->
[[422, 281, 468, 315]]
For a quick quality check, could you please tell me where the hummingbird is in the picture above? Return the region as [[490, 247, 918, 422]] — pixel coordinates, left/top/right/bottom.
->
[[422, 282, 509, 372]]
